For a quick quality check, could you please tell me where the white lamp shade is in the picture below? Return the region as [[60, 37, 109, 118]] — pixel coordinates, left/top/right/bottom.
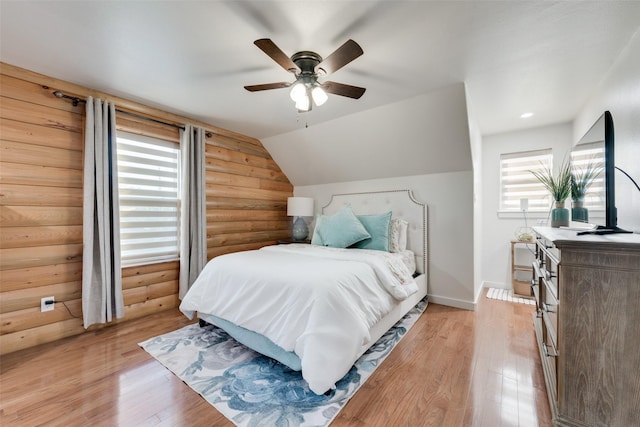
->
[[290, 83, 305, 102], [295, 94, 310, 111], [287, 197, 314, 217], [311, 86, 328, 106]]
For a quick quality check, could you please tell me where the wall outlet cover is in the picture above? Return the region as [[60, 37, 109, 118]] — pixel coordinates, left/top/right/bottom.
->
[[41, 297, 55, 312]]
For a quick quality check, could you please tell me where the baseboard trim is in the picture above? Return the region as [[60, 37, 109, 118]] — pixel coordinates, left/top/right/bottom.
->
[[427, 294, 476, 311], [482, 281, 507, 289]]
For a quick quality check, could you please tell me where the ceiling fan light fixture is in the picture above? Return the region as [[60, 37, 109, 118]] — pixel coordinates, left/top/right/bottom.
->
[[290, 82, 306, 102], [295, 93, 311, 111], [311, 86, 328, 106]]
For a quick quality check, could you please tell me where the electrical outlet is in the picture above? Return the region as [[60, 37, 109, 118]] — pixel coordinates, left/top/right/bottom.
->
[[41, 296, 55, 312]]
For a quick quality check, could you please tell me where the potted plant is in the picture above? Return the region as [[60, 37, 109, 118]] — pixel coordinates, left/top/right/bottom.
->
[[570, 160, 603, 223], [530, 160, 572, 227]]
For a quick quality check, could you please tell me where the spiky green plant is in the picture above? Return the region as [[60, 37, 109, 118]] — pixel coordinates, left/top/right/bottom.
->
[[530, 159, 572, 203], [571, 161, 603, 201]]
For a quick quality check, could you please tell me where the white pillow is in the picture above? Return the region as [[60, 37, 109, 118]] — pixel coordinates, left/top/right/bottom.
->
[[389, 218, 408, 252]]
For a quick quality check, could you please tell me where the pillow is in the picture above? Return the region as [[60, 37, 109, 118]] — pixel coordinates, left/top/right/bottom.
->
[[310, 215, 325, 246], [315, 205, 371, 248], [352, 212, 392, 251], [389, 218, 409, 252]]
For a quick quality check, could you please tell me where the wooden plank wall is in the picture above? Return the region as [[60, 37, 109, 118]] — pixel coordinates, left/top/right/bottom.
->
[[0, 63, 292, 355]]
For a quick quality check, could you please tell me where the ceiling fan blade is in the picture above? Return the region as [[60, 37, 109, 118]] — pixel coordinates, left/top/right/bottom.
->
[[321, 81, 366, 99], [315, 39, 363, 76], [244, 82, 291, 92], [253, 39, 300, 74]]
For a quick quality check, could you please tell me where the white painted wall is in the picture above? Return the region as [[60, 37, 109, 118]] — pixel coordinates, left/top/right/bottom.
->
[[481, 123, 573, 289], [478, 30, 639, 292], [263, 82, 476, 309], [262, 83, 472, 187], [465, 86, 485, 302], [574, 29, 640, 233], [295, 171, 475, 310], [263, 33, 640, 309]]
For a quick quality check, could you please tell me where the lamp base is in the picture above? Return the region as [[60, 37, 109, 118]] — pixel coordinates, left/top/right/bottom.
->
[[292, 217, 309, 241]]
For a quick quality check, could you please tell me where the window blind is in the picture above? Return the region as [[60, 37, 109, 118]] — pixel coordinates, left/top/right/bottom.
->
[[500, 149, 553, 211], [116, 132, 180, 266], [570, 141, 605, 211]]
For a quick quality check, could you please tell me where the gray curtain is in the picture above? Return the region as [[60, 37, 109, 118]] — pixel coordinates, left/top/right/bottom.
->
[[82, 97, 124, 328], [179, 124, 207, 298]]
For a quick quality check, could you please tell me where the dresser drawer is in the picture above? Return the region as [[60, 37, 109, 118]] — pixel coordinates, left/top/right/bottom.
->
[[543, 260, 559, 301], [538, 314, 558, 399], [541, 278, 558, 344], [531, 278, 541, 313], [532, 260, 544, 312]]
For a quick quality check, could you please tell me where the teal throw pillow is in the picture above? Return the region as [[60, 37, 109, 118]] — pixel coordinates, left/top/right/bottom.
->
[[310, 215, 325, 246], [353, 211, 392, 251], [316, 205, 371, 248]]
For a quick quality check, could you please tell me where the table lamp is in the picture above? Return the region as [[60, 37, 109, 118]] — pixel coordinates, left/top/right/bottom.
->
[[287, 197, 314, 241]]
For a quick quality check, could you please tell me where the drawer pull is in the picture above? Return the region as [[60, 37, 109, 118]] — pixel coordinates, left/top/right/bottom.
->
[[543, 342, 558, 358], [542, 302, 556, 313]]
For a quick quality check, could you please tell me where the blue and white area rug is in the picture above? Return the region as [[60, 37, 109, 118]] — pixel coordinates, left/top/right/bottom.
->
[[139, 299, 427, 427]]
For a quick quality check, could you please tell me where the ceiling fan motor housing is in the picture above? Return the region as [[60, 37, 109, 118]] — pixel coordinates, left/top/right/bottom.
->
[[291, 51, 323, 78]]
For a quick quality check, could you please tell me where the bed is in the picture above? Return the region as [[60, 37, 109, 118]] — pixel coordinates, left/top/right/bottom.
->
[[179, 189, 428, 395]]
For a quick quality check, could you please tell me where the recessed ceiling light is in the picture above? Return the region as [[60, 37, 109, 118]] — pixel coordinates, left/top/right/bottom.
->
[[520, 112, 534, 118]]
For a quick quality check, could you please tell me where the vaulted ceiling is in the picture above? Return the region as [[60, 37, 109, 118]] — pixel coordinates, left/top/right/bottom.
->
[[2, 1, 639, 140], [2, 2, 639, 186]]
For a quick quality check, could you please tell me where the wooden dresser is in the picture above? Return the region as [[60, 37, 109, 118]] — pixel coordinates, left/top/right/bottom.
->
[[532, 227, 640, 427]]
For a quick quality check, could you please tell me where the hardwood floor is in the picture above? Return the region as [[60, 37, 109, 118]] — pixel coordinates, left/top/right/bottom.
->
[[0, 290, 552, 426]]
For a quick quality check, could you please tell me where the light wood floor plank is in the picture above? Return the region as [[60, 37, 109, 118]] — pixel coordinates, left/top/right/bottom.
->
[[0, 290, 552, 426]]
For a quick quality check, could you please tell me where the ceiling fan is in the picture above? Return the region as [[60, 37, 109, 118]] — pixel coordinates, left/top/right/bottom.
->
[[244, 39, 366, 112]]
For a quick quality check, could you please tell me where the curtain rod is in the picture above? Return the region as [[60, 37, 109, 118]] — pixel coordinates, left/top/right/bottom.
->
[[52, 90, 213, 137]]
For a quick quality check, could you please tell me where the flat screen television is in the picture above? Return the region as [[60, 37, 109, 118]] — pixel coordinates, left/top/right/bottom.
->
[[572, 111, 632, 235]]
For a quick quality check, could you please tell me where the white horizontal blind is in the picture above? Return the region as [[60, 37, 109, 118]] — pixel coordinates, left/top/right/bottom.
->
[[570, 141, 605, 210], [500, 149, 553, 211], [116, 132, 180, 266]]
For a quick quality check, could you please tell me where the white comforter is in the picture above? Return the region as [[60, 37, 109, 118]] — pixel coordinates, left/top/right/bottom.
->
[[179, 244, 417, 394]]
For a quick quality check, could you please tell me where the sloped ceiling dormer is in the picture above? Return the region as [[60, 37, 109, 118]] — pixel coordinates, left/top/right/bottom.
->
[[1, 1, 639, 188], [262, 83, 472, 186], [2, 2, 639, 147]]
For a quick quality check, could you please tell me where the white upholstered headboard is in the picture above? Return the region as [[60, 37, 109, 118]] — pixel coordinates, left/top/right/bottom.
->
[[321, 189, 428, 276]]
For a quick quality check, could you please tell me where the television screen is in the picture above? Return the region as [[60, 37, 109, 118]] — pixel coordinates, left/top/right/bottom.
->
[[570, 128, 605, 227], [571, 111, 632, 234]]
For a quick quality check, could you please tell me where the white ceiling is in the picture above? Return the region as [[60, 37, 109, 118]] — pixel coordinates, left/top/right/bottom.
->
[[1, 1, 639, 141]]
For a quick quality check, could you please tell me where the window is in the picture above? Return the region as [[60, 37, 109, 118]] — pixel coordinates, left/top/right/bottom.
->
[[500, 149, 553, 212], [570, 141, 605, 211], [116, 132, 180, 266]]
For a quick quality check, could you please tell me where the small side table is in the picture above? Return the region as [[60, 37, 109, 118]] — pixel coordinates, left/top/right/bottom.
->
[[510, 240, 534, 297]]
